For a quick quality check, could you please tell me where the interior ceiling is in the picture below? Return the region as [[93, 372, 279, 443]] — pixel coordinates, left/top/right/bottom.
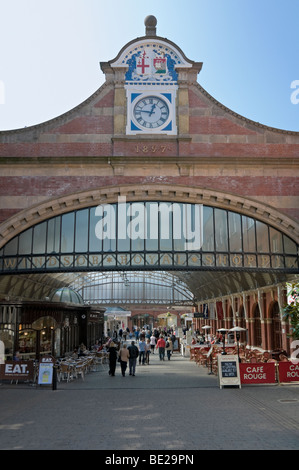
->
[[175, 270, 299, 301], [0, 270, 298, 304]]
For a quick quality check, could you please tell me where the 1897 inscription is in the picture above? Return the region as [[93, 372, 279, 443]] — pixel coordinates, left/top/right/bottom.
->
[[135, 144, 172, 154]]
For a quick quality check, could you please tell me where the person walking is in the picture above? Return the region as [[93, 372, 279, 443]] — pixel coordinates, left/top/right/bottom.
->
[[107, 341, 118, 376], [138, 337, 146, 365], [150, 334, 156, 354], [119, 343, 130, 377], [156, 335, 166, 361], [165, 337, 173, 360], [134, 328, 140, 341], [128, 341, 139, 376], [145, 338, 151, 364]]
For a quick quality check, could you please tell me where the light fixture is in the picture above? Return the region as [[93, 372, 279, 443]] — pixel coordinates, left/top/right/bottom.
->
[[202, 325, 211, 343], [217, 328, 229, 355], [229, 326, 247, 361]]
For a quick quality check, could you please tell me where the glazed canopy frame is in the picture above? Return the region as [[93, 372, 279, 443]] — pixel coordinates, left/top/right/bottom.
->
[[0, 201, 298, 276]]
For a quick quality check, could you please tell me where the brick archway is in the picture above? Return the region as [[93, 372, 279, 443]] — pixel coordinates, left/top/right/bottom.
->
[[269, 300, 282, 351], [252, 302, 262, 348], [0, 183, 299, 249]]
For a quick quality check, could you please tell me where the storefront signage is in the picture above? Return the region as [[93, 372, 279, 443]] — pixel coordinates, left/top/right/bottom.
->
[[278, 362, 299, 383], [218, 355, 241, 389], [38, 356, 54, 385], [193, 312, 202, 318], [0, 361, 34, 381], [89, 313, 102, 322], [239, 363, 276, 384]]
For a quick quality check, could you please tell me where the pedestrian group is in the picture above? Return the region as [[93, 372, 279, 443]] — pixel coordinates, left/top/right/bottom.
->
[[106, 327, 175, 377]]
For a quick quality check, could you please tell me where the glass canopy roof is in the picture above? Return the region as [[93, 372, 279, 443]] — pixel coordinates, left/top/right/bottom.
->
[[0, 270, 298, 305]]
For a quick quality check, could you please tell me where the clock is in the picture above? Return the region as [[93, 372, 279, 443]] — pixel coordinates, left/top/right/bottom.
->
[[126, 90, 177, 135], [133, 96, 169, 129]]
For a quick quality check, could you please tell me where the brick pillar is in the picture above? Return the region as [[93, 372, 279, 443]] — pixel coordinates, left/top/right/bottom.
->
[[177, 87, 189, 136], [114, 86, 126, 136], [247, 318, 255, 348], [264, 318, 273, 351], [258, 290, 267, 350]]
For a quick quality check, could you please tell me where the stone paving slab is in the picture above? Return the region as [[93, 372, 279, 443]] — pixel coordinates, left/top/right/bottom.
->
[[0, 352, 298, 451]]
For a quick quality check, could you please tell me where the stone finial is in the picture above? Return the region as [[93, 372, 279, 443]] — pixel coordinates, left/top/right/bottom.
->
[[145, 15, 157, 36]]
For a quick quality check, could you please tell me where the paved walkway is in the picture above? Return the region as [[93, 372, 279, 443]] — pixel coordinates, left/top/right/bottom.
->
[[0, 350, 298, 451]]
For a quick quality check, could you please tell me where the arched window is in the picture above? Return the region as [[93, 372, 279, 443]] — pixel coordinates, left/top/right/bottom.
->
[[1, 203, 298, 274], [253, 304, 262, 348], [238, 305, 246, 330], [271, 301, 282, 350]]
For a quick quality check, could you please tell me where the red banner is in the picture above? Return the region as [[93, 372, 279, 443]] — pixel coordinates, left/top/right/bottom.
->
[[240, 363, 276, 384], [216, 302, 223, 320], [278, 362, 299, 383]]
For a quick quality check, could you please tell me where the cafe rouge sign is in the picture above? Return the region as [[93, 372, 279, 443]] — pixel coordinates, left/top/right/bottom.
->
[[2, 252, 292, 272]]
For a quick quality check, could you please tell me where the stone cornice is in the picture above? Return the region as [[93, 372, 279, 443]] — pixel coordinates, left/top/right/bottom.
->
[[1, 155, 298, 167]]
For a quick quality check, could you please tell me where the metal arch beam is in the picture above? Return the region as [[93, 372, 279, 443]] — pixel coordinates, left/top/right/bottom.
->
[[1, 269, 298, 305], [71, 270, 192, 294], [76, 270, 194, 305]]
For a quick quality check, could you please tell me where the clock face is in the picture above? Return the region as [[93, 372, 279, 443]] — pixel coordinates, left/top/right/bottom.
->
[[133, 96, 169, 129]]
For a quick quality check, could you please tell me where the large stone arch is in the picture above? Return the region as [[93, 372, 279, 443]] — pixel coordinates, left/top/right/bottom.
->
[[0, 183, 299, 249]]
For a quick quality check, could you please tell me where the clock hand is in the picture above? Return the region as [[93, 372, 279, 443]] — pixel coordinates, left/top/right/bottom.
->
[[140, 109, 157, 115], [149, 104, 156, 116]]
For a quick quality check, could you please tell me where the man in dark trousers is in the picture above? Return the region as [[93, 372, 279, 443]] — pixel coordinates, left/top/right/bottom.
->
[[128, 341, 139, 376], [156, 335, 166, 361]]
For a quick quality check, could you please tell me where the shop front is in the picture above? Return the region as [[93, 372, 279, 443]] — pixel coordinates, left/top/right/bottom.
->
[[0, 300, 105, 359], [78, 309, 105, 348]]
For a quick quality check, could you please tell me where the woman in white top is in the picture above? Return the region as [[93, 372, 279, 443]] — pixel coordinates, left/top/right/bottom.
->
[[150, 335, 156, 354]]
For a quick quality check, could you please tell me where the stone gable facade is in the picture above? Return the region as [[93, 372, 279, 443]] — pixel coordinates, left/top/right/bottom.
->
[[1, 31, 299, 245], [0, 16, 298, 355]]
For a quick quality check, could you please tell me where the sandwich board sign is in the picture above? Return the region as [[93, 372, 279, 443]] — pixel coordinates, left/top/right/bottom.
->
[[38, 356, 54, 385], [218, 354, 241, 389]]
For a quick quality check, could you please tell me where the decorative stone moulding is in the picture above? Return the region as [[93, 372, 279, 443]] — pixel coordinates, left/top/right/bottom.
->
[[0, 184, 298, 248]]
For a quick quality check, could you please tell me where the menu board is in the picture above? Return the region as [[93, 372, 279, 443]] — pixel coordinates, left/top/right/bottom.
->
[[221, 361, 238, 377], [218, 354, 241, 389]]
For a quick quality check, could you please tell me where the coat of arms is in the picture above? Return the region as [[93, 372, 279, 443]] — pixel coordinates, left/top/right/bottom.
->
[[153, 56, 167, 74], [136, 51, 151, 75], [125, 46, 177, 82]]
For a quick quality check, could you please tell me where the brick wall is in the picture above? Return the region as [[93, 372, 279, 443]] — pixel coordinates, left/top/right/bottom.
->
[[0, 77, 298, 239]]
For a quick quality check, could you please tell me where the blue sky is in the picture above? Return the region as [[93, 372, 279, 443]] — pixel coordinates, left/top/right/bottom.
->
[[1, 0, 299, 131]]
